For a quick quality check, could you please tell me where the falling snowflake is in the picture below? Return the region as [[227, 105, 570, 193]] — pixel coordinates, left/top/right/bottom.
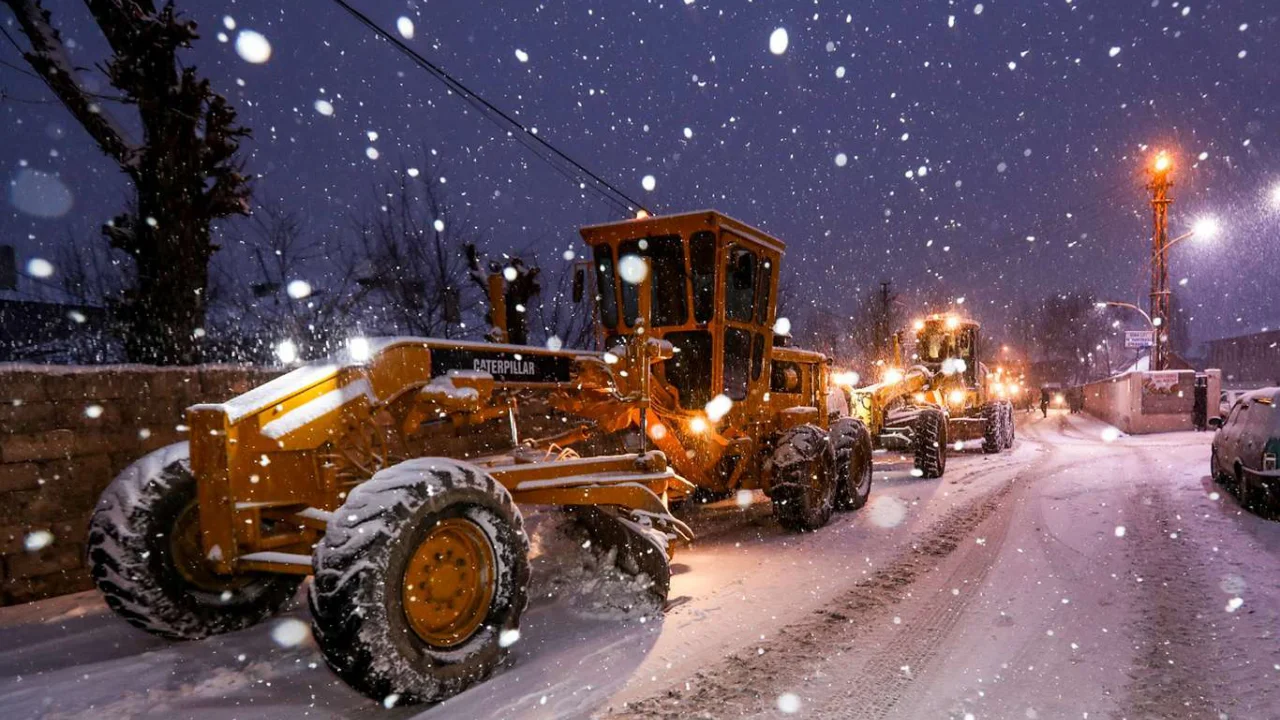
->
[[286, 280, 312, 299], [314, 99, 334, 116], [618, 254, 649, 284], [26, 257, 54, 278], [777, 693, 802, 714], [270, 618, 311, 647], [515, 48, 529, 63], [705, 393, 733, 422], [769, 28, 789, 55], [396, 17, 415, 39], [641, 174, 657, 191], [234, 30, 272, 64], [24, 530, 54, 552]]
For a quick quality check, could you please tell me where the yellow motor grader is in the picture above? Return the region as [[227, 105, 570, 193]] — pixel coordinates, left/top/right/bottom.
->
[[846, 362, 949, 478], [86, 210, 874, 705], [910, 313, 1016, 453]]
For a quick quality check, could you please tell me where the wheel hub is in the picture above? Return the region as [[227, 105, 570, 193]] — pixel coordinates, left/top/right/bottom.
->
[[170, 501, 253, 592], [401, 517, 496, 648]]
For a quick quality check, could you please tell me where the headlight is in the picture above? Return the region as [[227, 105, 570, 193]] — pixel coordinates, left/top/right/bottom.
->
[[948, 390, 967, 406], [832, 370, 861, 387], [1053, 393, 1065, 405], [913, 392, 927, 403], [883, 368, 904, 384], [689, 416, 709, 434]]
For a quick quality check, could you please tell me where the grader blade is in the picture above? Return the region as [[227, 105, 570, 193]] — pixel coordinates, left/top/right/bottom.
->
[[565, 505, 674, 609]]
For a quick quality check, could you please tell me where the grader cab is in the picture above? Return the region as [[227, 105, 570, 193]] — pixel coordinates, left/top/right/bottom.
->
[[86, 210, 873, 706]]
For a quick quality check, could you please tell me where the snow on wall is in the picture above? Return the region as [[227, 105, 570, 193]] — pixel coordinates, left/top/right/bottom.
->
[[0, 363, 280, 606]]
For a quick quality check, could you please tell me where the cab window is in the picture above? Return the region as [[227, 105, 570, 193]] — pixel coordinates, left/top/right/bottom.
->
[[755, 259, 773, 326], [724, 328, 753, 400], [662, 330, 712, 409], [593, 244, 618, 329], [771, 360, 802, 394], [620, 235, 688, 328], [690, 231, 716, 324], [726, 245, 757, 323]]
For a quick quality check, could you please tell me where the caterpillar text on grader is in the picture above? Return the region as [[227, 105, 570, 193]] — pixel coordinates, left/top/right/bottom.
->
[[87, 210, 874, 705]]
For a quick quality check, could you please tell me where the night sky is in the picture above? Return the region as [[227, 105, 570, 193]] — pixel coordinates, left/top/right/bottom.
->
[[2, 0, 1278, 348]]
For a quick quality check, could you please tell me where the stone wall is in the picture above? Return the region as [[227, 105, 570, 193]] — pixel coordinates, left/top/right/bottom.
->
[[1082, 368, 1220, 434], [0, 364, 280, 606]]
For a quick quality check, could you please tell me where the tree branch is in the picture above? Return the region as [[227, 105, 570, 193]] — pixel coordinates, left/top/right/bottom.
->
[[2, 0, 140, 172]]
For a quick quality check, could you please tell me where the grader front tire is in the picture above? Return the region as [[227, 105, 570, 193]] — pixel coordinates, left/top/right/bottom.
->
[[309, 458, 530, 705], [770, 424, 838, 532], [981, 402, 1003, 454], [831, 417, 874, 511], [913, 407, 948, 479], [87, 442, 302, 641]]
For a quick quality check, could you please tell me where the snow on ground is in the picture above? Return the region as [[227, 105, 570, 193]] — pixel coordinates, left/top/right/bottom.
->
[[2, 411, 1276, 719]]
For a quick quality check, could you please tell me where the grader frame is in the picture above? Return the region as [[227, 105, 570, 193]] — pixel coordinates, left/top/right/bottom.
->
[[183, 210, 842, 577]]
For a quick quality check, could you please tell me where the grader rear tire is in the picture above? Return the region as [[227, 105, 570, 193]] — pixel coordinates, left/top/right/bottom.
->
[[309, 458, 530, 705], [1003, 401, 1016, 447], [982, 403, 1002, 454], [770, 424, 838, 532], [831, 417, 874, 511], [87, 442, 302, 640], [913, 407, 947, 479]]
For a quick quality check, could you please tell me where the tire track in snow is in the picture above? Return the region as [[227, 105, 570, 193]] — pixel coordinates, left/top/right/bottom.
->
[[1118, 445, 1233, 719], [604, 432, 1063, 720]]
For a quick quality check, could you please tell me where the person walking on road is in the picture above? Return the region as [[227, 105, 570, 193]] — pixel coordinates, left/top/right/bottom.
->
[[1040, 387, 1050, 418]]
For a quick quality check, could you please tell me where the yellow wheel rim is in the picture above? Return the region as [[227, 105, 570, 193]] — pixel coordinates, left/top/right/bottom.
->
[[401, 517, 496, 648]]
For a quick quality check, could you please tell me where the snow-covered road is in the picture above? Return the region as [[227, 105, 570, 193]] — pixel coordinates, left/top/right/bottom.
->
[[3, 411, 1278, 719]]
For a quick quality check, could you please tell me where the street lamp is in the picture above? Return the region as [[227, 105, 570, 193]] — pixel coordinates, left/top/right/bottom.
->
[[1096, 300, 1155, 329], [1164, 216, 1220, 250], [1269, 183, 1280, 208]]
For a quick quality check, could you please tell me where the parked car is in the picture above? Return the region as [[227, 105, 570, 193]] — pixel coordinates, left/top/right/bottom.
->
[[1210, 387, 1280, 516], [1219, 389, 1251, 418]]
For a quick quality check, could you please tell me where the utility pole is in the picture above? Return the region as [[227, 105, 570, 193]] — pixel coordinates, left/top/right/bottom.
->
[[876, 281, 895, 365], [1147, 152, 1173, 371]]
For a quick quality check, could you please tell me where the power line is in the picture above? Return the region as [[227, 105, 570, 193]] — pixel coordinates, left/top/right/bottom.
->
[[328, 0, 649, 218]]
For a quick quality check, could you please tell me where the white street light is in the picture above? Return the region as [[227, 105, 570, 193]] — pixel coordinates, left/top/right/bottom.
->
[[1270, 183, 1280, 208], [1165, 215, 1220, 250], [1191, 216, 1220, 239]]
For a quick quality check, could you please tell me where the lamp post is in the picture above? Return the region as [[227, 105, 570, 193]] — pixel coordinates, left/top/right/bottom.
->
[[1147, 152, 1174, 370], [1097, 300, 1156, 370]]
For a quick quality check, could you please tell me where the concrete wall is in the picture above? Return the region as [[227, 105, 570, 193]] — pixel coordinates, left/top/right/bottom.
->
[[1082, 368, 1220, 434], [0, 364, 280, 606]]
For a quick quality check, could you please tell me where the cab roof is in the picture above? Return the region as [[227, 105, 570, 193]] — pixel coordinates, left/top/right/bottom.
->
[[578, 209, 786, 256]]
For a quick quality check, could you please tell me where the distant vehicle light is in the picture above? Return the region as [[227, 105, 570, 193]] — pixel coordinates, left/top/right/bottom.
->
[[832, 370, 861, 387], [883, 368, 905, 384], [689, 416, 709, 434], [913, 319, 926, 331], [945, 316, 960, 330], [1053, 393, 1065, 405]]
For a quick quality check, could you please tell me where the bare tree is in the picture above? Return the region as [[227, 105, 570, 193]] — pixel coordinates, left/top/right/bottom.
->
[[350, 157, 483, 339], [3, 0, 252, 364], [205, 201, 365, 361], [1036, 292, 1106, 384]]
